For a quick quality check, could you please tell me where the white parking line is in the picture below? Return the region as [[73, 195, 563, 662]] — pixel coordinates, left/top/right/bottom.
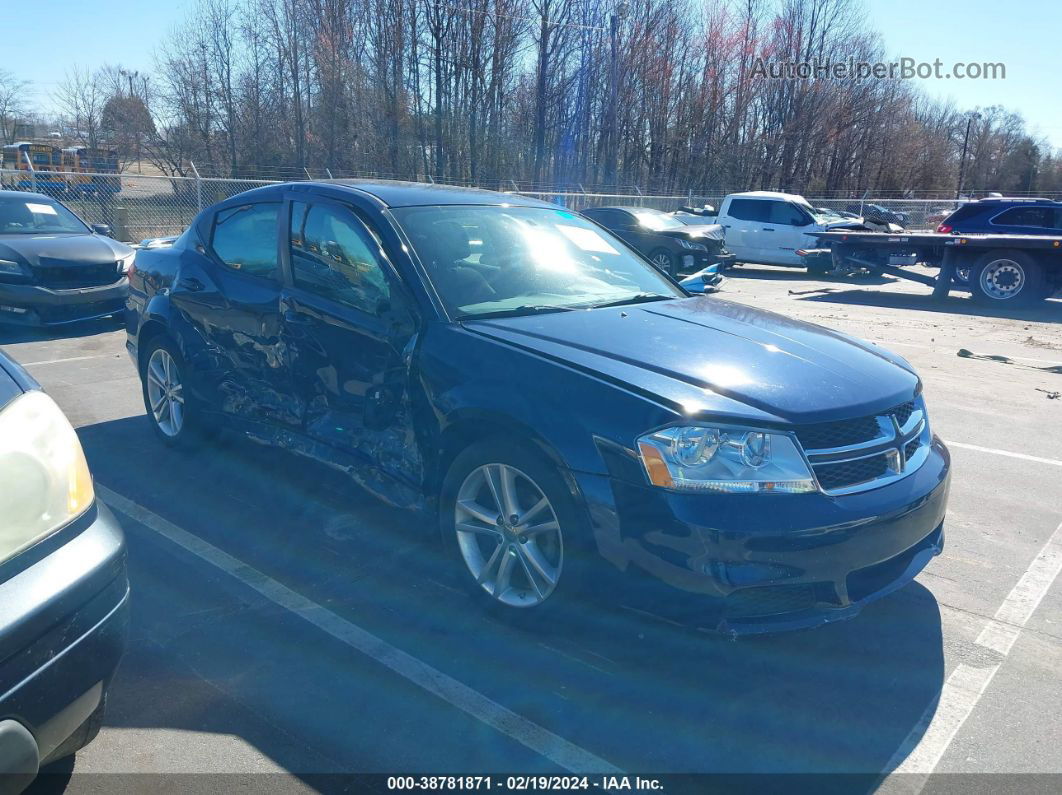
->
[[884, 519, 1062, 782], [96, 485, 621, 775], [21, 354, 119, 367], [944, 441, 1062, 468]]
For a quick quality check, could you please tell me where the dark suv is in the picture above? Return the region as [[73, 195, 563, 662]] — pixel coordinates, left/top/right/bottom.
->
[[127, 180, 949, 635], [580, 206, 732, 276], [937, 197, 1062, 235]]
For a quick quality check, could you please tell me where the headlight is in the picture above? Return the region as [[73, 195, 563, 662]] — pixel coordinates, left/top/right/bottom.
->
[[637, 424, 816, 494], [118, 252, 136, 273], [0, 391, 94, 565], [678, 239, 708, 251], [0, 258, 25, 277]]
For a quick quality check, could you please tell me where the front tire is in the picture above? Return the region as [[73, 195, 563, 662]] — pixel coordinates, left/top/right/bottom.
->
[[970, 250, 1047, 306], [140, 337, 203, 447], [648, 248, 677, 277], [440, 438, 587, 618]]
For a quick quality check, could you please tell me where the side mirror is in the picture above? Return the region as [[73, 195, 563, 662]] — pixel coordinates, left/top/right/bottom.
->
[[92, 223, 113, 237]]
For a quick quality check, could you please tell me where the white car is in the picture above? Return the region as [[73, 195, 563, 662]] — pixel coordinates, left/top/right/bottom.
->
[[716, 191, 863, 267]]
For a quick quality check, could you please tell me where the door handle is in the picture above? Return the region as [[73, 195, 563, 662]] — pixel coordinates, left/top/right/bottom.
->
[[178, 277, 204, 291], [761, 228, 776, 232]]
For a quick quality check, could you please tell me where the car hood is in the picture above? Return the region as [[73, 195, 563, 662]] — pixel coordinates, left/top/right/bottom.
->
[[464, 297, 919, 425], [658, 225, 725, 243], [0, 233, 133, 267]]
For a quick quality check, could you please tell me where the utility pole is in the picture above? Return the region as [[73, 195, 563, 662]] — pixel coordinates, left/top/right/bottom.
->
[[956, 112, 981, 199], [604, 3, 629, 188]]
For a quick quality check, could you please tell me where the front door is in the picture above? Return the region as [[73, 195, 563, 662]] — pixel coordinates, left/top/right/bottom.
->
[[761, 200, 813, 265], [279, 198, 423, 500]]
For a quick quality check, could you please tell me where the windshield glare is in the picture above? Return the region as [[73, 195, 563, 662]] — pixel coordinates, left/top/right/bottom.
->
[[392, 205, 684, 318], [632, 209, 685, 231], [0, 197, 90, 235]]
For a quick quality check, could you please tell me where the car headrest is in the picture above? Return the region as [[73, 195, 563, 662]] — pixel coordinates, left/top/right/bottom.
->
[[430, 221, 471, 263]]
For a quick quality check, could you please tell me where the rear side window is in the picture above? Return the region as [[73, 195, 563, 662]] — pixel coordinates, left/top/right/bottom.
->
[[990, 206, 1055, 228], [727, 199, 769, 222], [289, 201, 391, 315], [211, 203, 280, 279]]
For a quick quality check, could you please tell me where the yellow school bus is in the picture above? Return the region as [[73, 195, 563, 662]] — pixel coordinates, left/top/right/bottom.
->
[[61, 146, 121, 195], [1, 142, 65, 192]]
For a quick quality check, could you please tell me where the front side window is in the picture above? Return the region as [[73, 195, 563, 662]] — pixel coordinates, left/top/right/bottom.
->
[[392, 204, 685, 318], [768, 201, 810, 226], [211, 203, 280, 279], [289, 202, 391, 314], [0, 196, 89, 235]]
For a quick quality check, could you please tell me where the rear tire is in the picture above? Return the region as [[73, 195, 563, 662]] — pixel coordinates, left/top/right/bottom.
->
[[140, 337, 206, 448], [970, 249, 1048, 307], [439, 438, 590, 623]]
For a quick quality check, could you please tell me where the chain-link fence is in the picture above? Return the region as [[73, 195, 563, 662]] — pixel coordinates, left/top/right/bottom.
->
[[2, 168, 973, 241]]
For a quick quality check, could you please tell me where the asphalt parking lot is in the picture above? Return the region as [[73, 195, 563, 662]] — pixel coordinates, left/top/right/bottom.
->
[[6, 267, 1062, 792]]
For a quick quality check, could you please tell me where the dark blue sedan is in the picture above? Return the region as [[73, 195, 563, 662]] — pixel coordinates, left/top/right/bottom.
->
[[126, 180, 950, 634]]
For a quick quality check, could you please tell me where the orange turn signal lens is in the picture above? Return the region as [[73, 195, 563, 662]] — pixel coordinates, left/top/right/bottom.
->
[[638, 441, 675, 488]]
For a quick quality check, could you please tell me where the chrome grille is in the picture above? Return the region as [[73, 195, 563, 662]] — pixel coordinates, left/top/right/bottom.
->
[[795, 397, 930, 495], [793, 414, 881, 450], [814, 454, 889, 491]]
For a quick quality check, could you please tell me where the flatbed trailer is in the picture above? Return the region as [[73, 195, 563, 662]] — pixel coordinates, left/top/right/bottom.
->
[[801, 229, 1062, 306]]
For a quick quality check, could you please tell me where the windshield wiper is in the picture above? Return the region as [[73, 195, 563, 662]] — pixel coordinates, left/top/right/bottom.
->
[[456, 304, 579, 320], [583, 293, 673, 309]]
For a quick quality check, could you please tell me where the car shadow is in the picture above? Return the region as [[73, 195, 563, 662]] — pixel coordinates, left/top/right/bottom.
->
[[797, 288, 1062, 322], [58, 415, 945, 783], [0, 315, 125, 345]]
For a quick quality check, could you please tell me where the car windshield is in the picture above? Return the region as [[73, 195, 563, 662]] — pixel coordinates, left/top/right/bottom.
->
[[631, 208, 685, 231], [0, 196, 89, 235], [391, 205, 685, 318]]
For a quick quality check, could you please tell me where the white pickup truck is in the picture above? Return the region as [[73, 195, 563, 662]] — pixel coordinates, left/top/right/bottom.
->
[[716, 191, 863, 267]]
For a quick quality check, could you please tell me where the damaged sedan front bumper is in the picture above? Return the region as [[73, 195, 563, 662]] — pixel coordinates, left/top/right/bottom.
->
[[576, 435, 950, 635]]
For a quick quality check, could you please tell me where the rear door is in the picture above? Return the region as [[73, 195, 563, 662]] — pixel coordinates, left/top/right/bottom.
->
[[280, 197, 423, 495], [168, 200, 299, 428], [721, 199, 767, 262]]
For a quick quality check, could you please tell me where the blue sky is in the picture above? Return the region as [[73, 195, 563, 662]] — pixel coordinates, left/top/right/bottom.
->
[[13, 0, 1062, 148]]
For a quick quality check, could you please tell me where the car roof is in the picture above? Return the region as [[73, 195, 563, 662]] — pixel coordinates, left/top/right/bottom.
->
[[307, 179, 557, 209], [970, 197, 1062, 206], [0, 189, 58, 202], [583, 206, 660, 213], [726, 191, 805, 201]]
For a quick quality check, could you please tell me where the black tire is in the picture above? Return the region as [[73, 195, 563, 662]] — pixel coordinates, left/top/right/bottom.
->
[[139, 336, 206, 448], [648, 248, 677, 277], [439, 437, 591, 622], [970, 249, 1048, 307], [806, 260, 832, 277]]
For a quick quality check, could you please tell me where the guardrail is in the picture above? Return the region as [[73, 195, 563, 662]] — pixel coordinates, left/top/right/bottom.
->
[[1, 168, 969, 241]]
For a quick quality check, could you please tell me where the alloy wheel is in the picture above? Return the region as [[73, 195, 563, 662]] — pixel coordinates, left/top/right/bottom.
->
[[146, 348, 185, 437], [651, 252, 672, 270], [454, 463, 563, 608]]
